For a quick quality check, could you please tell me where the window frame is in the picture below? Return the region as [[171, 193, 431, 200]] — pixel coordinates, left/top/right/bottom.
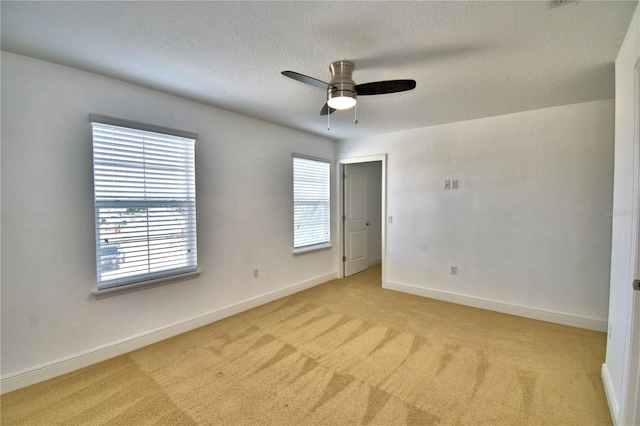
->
[[292, 154, 332, 254], [90, 114, 200, 296]]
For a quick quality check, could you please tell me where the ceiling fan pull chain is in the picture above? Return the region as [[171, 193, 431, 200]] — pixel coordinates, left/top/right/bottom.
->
[[327, 93, 331, 130], [354, 103, 358, 124]]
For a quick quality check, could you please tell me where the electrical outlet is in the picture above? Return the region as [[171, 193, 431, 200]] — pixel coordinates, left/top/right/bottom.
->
[[450, 266, 457, 275], [444, 180, 451, 190], [253, 268, 259, 278], [452, 180, 459, 189], [388, 215, 393, 224]]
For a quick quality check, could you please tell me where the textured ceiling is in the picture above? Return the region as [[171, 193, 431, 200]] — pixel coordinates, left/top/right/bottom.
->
[[1, 1, 637, 141]]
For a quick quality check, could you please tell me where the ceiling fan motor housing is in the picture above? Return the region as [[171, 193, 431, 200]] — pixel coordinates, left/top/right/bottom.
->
[[328, 60, 357, 108]]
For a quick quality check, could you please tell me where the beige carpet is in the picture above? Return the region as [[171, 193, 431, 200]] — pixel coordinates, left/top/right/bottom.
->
[[2, 265, 611, 425]]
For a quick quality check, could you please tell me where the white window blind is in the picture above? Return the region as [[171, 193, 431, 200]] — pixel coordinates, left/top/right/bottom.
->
[[91, 121, 197, 290], [293, 156, 331, 249]]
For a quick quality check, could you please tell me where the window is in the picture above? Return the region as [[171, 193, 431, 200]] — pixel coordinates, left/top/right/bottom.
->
[[91, 117, 198, 290], [293, 155, 331, 251]]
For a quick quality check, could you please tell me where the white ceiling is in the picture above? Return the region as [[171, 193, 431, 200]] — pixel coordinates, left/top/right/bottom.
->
[[1, 1, 637, 141]]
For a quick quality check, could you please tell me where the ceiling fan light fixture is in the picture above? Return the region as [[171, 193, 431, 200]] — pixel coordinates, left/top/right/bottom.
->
[[327, 92, 357, 110], [327, 60, 357, 110]]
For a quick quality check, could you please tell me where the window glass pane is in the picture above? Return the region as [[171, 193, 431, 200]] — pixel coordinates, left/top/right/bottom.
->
[[293, 156, 330, 249], [92, 122, 197, 289]]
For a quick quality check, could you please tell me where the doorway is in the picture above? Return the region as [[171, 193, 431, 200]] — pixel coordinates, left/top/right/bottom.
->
[[339, 155, 386, 280]]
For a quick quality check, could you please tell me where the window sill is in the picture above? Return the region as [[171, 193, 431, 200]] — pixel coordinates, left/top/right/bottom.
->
[[292, 243, 332, 255], [92, 268, 202, 299]]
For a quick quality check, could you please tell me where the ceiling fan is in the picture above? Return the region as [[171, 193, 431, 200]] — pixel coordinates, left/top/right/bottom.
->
[[281, 60, 416, 118]]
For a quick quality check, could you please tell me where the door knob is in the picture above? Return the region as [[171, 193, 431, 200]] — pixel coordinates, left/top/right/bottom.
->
[[366, 222, 370, 226]]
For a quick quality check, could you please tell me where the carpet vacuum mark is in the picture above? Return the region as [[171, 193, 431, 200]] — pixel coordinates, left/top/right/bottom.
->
[[1, 265, 611, 425]]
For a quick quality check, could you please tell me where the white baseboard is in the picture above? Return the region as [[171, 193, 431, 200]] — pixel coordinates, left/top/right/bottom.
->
[[368, 257, 382, 267], [0, 272, 337, 394], [601, 363, 620, 425], [384, 281, 608, 332]]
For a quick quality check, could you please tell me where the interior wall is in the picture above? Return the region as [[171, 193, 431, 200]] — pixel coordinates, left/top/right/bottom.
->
[[338, 99, 614, 328], [602, 3, 640, 424], [0, 52, 337, 379]]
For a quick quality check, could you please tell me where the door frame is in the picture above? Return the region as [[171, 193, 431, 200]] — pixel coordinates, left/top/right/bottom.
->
[[337, 154, 387, 285]]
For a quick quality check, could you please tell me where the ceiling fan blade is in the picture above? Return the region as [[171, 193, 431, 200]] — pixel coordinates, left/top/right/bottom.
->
[[281, 71, 330, 90], [355, 79, 416, 96], [320, 103, 336, 116]]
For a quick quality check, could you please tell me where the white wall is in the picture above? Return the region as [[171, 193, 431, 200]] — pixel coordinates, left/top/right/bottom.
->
[[0, 52, 337, 387], [339, 99, 614, 330], [602, 3, 640, 424]]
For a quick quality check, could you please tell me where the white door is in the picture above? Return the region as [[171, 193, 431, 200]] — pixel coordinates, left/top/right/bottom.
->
[[623, 63, 640, 426], [625, 201, 640, 426], [629, 249, 640, 426], [344, 164, 369, 276]]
